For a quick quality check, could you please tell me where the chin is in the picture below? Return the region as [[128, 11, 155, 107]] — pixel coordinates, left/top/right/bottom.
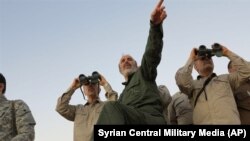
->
[[205, 67, 214, 73], [122, 68, 136, 77]]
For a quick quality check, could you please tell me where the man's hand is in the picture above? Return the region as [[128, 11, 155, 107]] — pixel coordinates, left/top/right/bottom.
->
[[69, 78, 81, 90], [151, 0, 167, 25], [217, 43, 231, 57], [189, 48, 198, 62], [98, 73, 108, 86]]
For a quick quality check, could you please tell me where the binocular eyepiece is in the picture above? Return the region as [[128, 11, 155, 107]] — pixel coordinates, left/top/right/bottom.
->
[[196, 43, 222, 59], [79, 71, 101, 85]]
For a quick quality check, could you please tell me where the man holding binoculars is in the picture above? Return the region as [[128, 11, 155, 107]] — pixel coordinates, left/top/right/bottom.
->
[[56, 72, 117, 141], [175, 43, 250, 124]]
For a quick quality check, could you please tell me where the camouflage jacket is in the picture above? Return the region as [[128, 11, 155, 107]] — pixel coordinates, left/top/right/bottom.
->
[[0, 95, 36, 141]]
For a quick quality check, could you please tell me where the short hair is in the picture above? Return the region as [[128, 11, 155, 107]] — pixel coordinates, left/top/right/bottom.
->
[[118, 54, 137, 73], [0, 73, 6, 94]]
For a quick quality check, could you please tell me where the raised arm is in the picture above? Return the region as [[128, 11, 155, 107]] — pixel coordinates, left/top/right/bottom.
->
[[56, 78, 80, 121], [98, 73, 118, 101], [141, 0, 167, 81], [219, 44, 250, 90], [175, 48, 197, 96]]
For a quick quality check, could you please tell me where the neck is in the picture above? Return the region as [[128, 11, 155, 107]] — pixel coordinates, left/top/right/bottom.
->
[[124, 76, 128, 82], [200, 70, 213, 77], [87, 95, 99, 104]]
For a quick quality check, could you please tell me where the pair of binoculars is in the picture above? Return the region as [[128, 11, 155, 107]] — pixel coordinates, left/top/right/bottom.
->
[[79, 71, 101, 85], [196, 43, 223, 59]]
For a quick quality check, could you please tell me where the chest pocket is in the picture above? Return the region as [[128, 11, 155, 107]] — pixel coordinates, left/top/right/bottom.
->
[[126, 78, 140, 90], [211, 78, 232, 99], [75, 106, 88, 125], [124, 79, 141, 101], [193, 85, 206, 103]]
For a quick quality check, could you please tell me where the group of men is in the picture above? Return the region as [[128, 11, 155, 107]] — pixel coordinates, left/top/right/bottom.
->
[[1, 0, 250, 141]]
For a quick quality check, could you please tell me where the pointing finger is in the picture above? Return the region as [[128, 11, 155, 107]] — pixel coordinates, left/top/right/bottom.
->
[[156, 0, 164, 9]]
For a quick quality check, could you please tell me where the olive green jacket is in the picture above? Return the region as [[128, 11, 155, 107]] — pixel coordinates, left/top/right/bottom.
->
[[118, 23, 165, 124]]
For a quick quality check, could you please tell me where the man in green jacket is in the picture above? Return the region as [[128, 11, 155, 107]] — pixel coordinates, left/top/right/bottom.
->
[[96, 0, 167, 124]]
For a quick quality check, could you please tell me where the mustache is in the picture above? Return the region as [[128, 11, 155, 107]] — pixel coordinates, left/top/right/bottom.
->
[[124, 63, 132, 67]]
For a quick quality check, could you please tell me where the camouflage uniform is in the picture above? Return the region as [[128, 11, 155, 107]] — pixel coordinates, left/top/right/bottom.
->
[[0, 95, 36, 141]]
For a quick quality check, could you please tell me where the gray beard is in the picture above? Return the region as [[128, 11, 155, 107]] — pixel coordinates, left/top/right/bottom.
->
[[122, 67, 137, 77]]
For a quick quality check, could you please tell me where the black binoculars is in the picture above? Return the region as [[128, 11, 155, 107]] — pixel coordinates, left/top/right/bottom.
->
[[79, 71, 101, 85], [196, 43, 223, 59]]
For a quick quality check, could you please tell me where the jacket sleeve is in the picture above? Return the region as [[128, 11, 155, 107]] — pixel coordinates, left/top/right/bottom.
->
[[104, 82, 118, 101], [56, 88, 76, 121], [140, 22, 164, 81], [227, 51, 250, 90], [175, 59, 195, 97], [167, 99, 177, 125], [174, 94, 193, 125], [11, 100, 36, 141]]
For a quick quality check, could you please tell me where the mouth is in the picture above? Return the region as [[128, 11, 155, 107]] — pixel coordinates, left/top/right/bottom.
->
[[124, 63, 131, 69], [87, 87, 95, 93]]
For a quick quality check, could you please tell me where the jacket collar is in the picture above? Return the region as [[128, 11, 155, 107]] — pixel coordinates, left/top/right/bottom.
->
[[85, 98, 101, 106], [197, 73, 217, 80], [122, 73, 135, 86], [0, 95, 7, 103]]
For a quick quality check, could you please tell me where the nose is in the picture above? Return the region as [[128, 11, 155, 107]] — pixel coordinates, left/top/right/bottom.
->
[[200, 55, 211, 60], [124, 58, 130, 63], [120, 60, 128, 66]]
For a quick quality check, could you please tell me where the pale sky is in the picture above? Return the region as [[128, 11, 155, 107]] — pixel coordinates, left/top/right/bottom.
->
[[1, 0, 250, 140]]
